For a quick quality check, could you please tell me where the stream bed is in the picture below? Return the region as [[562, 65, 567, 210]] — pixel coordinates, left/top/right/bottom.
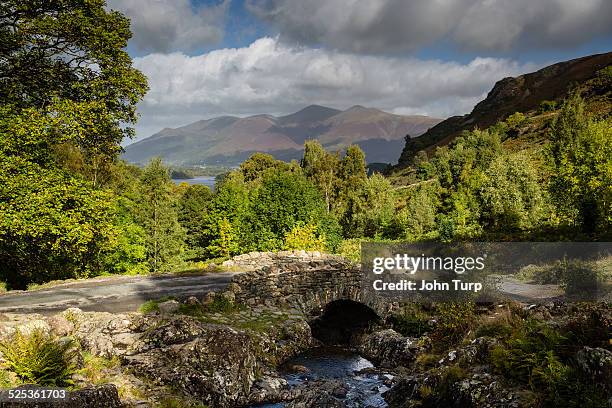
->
[[256, 347, 392, 407]]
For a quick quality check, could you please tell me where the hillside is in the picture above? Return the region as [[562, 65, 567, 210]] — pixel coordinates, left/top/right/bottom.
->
[[396, 51, 612, 168], [123, 105, 441, 165]]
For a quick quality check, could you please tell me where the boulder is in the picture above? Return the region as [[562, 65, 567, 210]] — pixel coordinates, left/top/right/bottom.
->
[[575, 346, 612, 391], [158, 300, 181, 315], [358, 329, 420, 368]]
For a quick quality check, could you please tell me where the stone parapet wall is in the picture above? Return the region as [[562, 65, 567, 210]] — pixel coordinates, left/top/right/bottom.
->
[[227, 251, 397, 317]]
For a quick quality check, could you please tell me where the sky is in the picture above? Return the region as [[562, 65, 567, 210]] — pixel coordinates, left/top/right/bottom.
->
[[109, 0, 612, 143]]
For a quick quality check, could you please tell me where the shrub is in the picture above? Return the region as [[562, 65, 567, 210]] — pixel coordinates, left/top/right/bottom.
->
[[389, 304, 431, 337], [540, 100, 558, 113], [138, 300, 161, 314], [431, 302, 476, 348], [0, 329, 76, 386], [283, 223, 326, 252], [505, 112, 526, 129], [474, 319, 514, 339], [336, 239, 361, 263]]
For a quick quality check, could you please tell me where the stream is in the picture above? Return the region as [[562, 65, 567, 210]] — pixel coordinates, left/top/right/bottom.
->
[[256, 346, 391, 407]]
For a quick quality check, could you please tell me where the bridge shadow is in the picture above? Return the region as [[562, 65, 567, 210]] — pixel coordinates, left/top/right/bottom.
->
[[309, 299, 381, 345]]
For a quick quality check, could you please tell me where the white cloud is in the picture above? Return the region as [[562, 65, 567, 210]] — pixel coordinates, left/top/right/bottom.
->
[[130, 37, 538, 140], [246, 0, 612, 53], [107, 0, 229, 53]]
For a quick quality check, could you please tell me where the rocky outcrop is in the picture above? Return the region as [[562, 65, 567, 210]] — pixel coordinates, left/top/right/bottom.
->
[[383, 371, 522, 408], [396, 51, 612, 166], [0, 302, 314, 408], [358, 329, 422, 369], [125, 320, 259, 407], [0, 384, 121, 408]]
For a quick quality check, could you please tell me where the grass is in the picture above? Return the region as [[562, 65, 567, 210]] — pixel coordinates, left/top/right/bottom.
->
[[138, 296, 177, 314], [77, 352, 121, 385]]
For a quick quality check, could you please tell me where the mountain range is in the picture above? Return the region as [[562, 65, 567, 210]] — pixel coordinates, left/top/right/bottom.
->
[[123, 105, 442, 166]]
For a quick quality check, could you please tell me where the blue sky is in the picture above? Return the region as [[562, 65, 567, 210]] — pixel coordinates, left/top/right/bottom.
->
[[109, 0, 612, 142]]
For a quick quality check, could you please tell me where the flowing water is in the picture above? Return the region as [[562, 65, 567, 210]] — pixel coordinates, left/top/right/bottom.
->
[[255, 347, 391, 407]]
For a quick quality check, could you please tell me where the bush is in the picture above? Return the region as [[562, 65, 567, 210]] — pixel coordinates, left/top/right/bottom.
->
[[540, 100, 558, 113], [336, 239, 361, 263], [431, 302, 476, 348], [389, 304, 431, 337], [283, 223, 326, 251], [0, 329, 76, 386]]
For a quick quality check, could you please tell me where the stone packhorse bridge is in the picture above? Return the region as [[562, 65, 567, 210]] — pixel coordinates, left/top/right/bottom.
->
[[225, 251, 398, 343]]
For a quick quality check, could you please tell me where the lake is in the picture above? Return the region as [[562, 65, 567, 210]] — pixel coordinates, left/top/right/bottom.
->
[[172, 175, 216, 189]]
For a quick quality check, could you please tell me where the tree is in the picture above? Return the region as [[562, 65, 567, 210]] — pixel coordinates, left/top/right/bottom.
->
[[178, 184, 213, 260], [240, 153, 290, 183], [0, 0, 147, 185], [341, 173, 394, 238], [479, 152, 545, 232], [250, 170, 327, 249], [301, 140, 340, 212], [390, 183, 440, 240], [0, 159, 116, 288], [336, 145, 368, 213], [0, 0, 147, 134], [548, 96, 612, 233], [138, 158, 185, 272]]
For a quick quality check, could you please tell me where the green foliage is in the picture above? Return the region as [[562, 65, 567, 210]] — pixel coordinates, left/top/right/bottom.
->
[[479, 152, 545, 232], [540, 100, 558, 113], [209, 218, 239, 258], [505, 112, 526, 129], [548, 95, 612, 234], [336, 239, 361, 262], [240, 152, 292, 182], [431, 302, 476, 348], [390, 183, 440, 239], [138, 158, 186, 272], [0, 329, 76, 386], [0, 0, 148, 140], [139, 300, 161, 314], [178, 185, 213, 261], [250, 170, 327, 249], [389, 304, 431, 337], [0, 159, 117, 288], [341, 173, 394, 238], [302, 141, 341, 212], [283, 223, 326, 251], [486, 318, 608, 407], [78, 352, 120, 385]]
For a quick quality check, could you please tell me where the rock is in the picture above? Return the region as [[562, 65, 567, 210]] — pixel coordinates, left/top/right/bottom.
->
[[202, 291, 216, 305], [358, 329, 419, 369], [248, 375, 288, 405], [287, 380, 347, 408], [185, 296, 200, 306], [221, 290, 236, 304], [575, 346, 612, 391], [68, 311, 140, 358], [158, 300, 180, 315], [288, 364, 309, 373], [68, 384, 122, 408], [0, 384, 121, 408], [125, 319, 259, 407], [47, 315, 74, 337]]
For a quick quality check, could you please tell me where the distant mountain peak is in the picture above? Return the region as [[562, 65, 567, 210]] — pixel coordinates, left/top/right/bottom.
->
[[346, 105, 368, 111], [124, 104, 442, 166]]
